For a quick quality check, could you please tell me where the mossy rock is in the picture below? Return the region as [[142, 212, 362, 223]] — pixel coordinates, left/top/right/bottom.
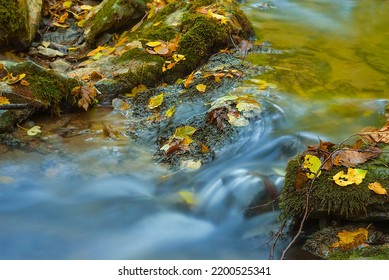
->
[[83, 0, 146, 46], [0, 61, 79, 132], [0, 0, 42, 51], [302, 224, 389, 259], [280, 144, 389, 221]]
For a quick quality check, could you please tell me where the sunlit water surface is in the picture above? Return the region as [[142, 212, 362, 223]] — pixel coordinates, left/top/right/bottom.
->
[[0, 0, 388, 259]]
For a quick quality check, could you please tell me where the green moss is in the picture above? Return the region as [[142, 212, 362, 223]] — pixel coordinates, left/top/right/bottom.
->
[[329, 244, 389, 260], [111, 48, 165, 91], [7, 62, 78, 107], [281, 144, 389, 220], [0, 0, 27, 34], [141, 24, 177, 41]]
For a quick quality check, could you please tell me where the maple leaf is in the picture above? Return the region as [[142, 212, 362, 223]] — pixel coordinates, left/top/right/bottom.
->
[[71, 84, 98, 111], [333, 168, 367, 186], [331, 228, 368, 251], [368, 182, 388, 195]]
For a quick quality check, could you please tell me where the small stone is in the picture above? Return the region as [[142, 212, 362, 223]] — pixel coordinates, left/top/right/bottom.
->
[[50, 59, 72, 72]]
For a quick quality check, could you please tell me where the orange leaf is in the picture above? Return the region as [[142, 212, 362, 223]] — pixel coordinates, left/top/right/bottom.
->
[[331, 228, 368, 251], [184, 71, 195, 88]]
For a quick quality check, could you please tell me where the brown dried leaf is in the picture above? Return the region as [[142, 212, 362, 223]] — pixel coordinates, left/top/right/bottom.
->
[[331, 147, 382, 168]]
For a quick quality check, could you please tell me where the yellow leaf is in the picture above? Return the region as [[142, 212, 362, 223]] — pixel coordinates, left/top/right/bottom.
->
[[147, 93, 164, 109], [27, 125, 41, 136], [172, 54, 185, 62], [333, 168, 367, 186], [178, 190, 197, 205], [0, 96, 10, 105], [77, 19, 86, 27], [368, 182, 388, 195], [80, 5, 94, 10], [131, 84, 147, 95], [303, 155, 322, 179], [146, 41, 162, 48], [92, 52, 103, 61], [196, 83, 207, 93], [174, 126, 197, 139], [165, 106, 176, 118], [62, 1, 72, 9], [227, 113, 249, 127], [180, 160, 202, 171], [5, 73, 26, 84], [331, 228, 368, 250], [53, 22, 69, 28], [87, 46, 105, 57]]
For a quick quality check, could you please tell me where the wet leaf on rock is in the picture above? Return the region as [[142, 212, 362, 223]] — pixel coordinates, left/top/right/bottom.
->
[[0, 96, 10, 105], [368, 182, 388, 195], [147, 93, 164, 109], [331, 228, 368, 251], [27, 125, 41, 136], [303, 155, 322, 179], [331, 147, 381, 168], [71, 84, 98, 111], [196, 83, 207, 93], [333, 168, 367, 186]]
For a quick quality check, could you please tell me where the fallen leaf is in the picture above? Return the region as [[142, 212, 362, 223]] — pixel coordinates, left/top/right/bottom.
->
[[333, 168, 367, 186], [131, 84, 147, 95], [147, 93, 164, 109], [201, 143, 209, 153], [303, 155, 322, 179], [331, 228, 368, 251], [368, 182, 388, 195], [102, 122, 119, 139], [331, 147, 381, 168], [0, 96, 10, 105], [71, 85, 97, 111], [165, 105, 176, 118], [184, 71, 195, 88], [178, 190, 197, 205], [27, 125, 41, 136], [180, 160, 202, 171], [5, 73, 26, 84], [196, 83, 207, 93], [80, 4, 94, 10], [62, 1, 72, 9], [227, 112, 249, 126], [174, 126, 197, 139]]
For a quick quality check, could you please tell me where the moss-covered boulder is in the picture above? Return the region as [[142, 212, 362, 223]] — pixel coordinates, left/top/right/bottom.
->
[[280, 143, 389, 221], [70, 0, 255, 100], [0, 61, 79, 132], [0, 0, 42, 51], [83, 0, 147, 46]]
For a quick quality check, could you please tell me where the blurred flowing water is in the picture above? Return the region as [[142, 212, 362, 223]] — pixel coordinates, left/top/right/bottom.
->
[[0, 0, 388, 259]]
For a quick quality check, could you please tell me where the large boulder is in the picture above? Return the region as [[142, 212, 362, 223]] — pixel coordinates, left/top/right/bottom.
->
[[83, 0, 147, 46], [0, 0, 43, 51]]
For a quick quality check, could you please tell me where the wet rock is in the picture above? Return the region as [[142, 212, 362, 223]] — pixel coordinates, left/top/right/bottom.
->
[[303, 224, 389, 260], [83, 0, 147, 46], [0, 60, 79, 132], [70, 0, 255, 100], [32, 46, 67, 58], [49, 59, 72, 72], [0, 0, 43, 51]]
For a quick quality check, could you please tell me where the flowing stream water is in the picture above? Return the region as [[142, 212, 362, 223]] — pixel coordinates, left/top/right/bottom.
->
[[0, 0, 388, 259]]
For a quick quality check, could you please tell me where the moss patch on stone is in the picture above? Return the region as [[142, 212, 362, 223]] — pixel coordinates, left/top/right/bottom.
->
[[329, 244, 389, 260], [280, 144, 389, 220], [7, 62, 79, 109], [0, 0, 27, 34]]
